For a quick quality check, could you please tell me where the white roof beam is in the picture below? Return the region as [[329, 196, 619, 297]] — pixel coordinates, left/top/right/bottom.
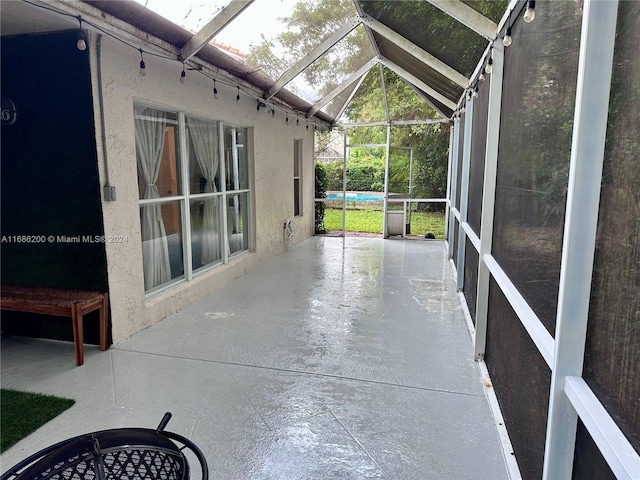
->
[[180, 0, 255, 63], [339, 119, 449, 127], [360, 13, 468, 88], [308, 59, 377, 118], [407, 82, 450, 119], [379, 62, 390, 124], [351, 0, 382, 57], [333, 70, 370, 124], [265, 19, 361, 100], [378, 57, 457, 111], [425, 0, 497, 40]]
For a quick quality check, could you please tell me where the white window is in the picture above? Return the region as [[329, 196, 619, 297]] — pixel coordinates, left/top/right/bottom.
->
[[294, 139, 302, 216], [134, 103, 251, 294]]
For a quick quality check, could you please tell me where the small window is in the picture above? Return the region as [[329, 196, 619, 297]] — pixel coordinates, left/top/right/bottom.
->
[[294, 139, 302, 216]]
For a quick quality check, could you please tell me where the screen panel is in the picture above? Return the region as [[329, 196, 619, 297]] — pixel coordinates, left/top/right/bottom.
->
[[491, 2, 582, 336]]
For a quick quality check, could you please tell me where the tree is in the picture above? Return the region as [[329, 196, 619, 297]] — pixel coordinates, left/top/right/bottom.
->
[[246, 0, 507, 206]]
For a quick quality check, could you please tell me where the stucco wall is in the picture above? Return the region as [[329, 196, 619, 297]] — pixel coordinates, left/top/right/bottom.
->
[[89, 34, 317, 343]]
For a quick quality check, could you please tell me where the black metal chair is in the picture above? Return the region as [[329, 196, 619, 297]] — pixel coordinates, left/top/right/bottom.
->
[[0, 413, 208, 480]]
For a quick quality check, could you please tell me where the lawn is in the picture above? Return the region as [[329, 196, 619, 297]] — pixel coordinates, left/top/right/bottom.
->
[[323, 208, 445, 238], [1, 389, 75, 452]]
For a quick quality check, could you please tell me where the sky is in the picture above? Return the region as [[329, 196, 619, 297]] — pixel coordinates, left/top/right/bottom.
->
[[134, 0, 299, 53], [133, 0, 322, 102]]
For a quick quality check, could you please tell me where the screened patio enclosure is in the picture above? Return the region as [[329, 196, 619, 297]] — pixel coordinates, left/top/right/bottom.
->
[[2, 0, 639, 478]]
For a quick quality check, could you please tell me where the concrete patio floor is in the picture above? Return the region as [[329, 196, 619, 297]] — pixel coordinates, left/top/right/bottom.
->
[[1, 237, 510, 479]]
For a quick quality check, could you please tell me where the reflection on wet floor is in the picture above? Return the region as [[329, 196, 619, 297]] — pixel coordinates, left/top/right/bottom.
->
[[1, 237, 508, 479]]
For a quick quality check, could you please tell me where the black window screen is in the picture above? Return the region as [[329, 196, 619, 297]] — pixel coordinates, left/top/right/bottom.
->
[[463, 238, 478, 324], [575, 3, 640, 478], [454, 111, 465, 211], [486, 278, 551, 480], [468, 77, 490, 236], [491, 2, 582, 336]]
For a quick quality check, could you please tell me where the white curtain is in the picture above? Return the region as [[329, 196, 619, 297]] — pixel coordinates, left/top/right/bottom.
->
[[135, 105, 171, 290], [187, 117, 221, 264]]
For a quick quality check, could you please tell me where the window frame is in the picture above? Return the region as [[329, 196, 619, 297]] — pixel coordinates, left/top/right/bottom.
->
[[134, 102, 252, 298], [293, 139, 303, 217]]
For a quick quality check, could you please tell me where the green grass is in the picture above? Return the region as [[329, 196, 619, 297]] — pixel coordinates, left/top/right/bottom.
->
[[323, 208, 445, 238], [1, 389, 75, 452]]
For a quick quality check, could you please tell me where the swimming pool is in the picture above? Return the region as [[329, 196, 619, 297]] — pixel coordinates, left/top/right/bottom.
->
[[326, 192, 384, 201]]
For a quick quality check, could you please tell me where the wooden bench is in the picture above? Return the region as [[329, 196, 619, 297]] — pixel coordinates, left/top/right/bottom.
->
[[0, 286, 109, 366]]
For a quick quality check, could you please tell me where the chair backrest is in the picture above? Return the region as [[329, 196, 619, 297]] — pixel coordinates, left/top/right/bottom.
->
[[1, 414, 207, 480]]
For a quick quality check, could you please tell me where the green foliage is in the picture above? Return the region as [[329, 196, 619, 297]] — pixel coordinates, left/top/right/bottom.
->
[[1, 389, 75, 452], [314, 163, 328, 233], [247, 0, 499, 212], [323, 152, 385, 192]]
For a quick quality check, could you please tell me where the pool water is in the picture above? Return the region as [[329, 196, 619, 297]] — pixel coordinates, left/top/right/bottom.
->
[[326, 192, 384, 201]]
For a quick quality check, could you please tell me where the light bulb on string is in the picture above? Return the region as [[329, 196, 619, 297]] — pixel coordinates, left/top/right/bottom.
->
[[77, 31, 87, 51], [485, 57, 493, 75], [473, 86, 479, 98], [524, 0, 535, 23], [180, 65, 186, 84], [236, 86, 240, 103], [503, 25, 512, 47], [213, 79, 218, 99], [138, 49, 146, 76], [479, 72, 486, 82], [76, 18, 87, 51]]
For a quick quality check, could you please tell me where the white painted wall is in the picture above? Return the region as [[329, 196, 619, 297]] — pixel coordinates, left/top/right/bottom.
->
[[88, 33, 317, 343]]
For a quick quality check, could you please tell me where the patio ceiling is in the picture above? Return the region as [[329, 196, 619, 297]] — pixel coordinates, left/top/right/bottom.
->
[[2, 0, 510, 125]]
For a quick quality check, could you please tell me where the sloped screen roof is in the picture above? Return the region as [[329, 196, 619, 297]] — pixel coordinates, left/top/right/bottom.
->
[[86, 0, 509, 124]]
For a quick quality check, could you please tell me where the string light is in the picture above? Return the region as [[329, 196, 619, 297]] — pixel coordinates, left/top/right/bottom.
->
[[503, 26, 512, 47], [523, 0, 536, 23], [479, 72, 486, 82], [138, 48, 146, 76], [472, 85, 478, 98], [76, 18, 87, 51], [503, 12, 512, 47], [23, 0, 322, 130], [485, 56, 493, 75]]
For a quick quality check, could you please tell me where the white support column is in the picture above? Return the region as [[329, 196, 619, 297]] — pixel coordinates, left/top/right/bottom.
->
[[342, 129, 348, 237], [542, 3, 618, 478], [456, 95, 473, 290], [447, 116, 460, 259], [383, 124, 391, 237], [474, 42, 504, 360], [444, 125, 454, 240]]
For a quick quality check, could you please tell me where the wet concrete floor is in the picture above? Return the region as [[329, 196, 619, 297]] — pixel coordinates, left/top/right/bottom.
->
[[1, 237, 508, 479]]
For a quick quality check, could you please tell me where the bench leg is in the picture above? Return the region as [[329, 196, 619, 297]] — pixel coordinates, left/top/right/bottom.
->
[[71, 302, 84, 366], [100, 292, 109, 351]]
